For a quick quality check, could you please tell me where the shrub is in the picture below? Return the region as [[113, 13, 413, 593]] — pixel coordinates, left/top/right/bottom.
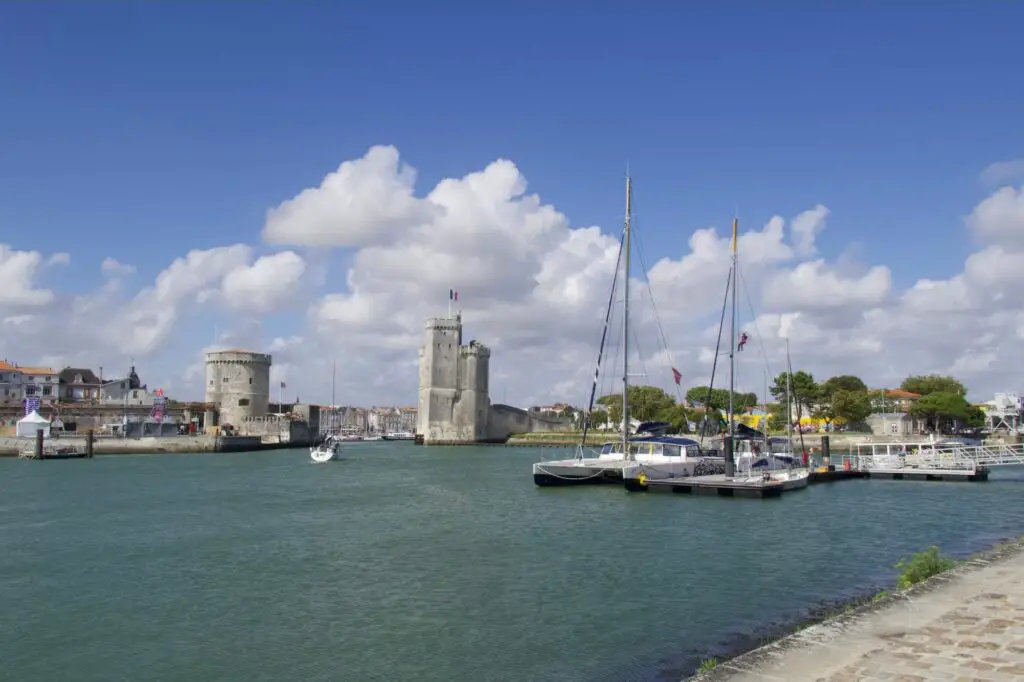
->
[[894, 546, 956, 590]]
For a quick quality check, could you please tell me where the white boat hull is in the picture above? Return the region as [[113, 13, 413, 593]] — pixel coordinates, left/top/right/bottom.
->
[[310, 443, 342, 463], [532, 456, 626, 486], [621, 457, 727, 491]]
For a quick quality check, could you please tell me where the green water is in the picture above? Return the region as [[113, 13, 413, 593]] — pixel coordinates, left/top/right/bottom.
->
[[3, 444, 1024, 681]]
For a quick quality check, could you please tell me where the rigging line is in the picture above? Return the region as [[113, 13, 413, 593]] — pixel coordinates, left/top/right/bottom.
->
[[580, 228, 626, 447], [700, 263, 733, 446], [737, 265, 775, 382], [627, 193, 685, 406]]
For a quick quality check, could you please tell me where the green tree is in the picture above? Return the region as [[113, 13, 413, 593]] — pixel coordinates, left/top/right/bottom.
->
[[656, 404, 691, 433], [815, 389, 872, 425], [685, 385, 757, 412], [587, 408, 609, 430], [908, 391, 975, 431], [770, 370, 819, 417], [597, 385, 676, 425], [820, 375, 868, 395], [901, 375, 967, 398]]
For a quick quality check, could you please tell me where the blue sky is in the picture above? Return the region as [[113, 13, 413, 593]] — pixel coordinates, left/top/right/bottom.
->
[[1, 2, 1022, 403], [4, 3, 1021, 281]]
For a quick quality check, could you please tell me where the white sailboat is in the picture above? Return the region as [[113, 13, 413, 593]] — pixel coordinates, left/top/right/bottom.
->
[[533, 176, 717, 486], [622, 215, 807, 491], [310, 434, 343, 463]]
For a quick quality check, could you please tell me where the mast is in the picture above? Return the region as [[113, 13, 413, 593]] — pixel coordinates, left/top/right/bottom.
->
[[785, 338, 794, 443], [728, 217, 738, 445], [331, 359, 336, 408], [622, 175, 633, 459]]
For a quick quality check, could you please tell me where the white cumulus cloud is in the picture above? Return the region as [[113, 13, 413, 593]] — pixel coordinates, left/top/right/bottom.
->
[[4, 146, 1024, 408]]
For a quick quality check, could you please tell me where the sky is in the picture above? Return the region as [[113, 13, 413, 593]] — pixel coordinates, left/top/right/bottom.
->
[[1, 2, 1023, 407]]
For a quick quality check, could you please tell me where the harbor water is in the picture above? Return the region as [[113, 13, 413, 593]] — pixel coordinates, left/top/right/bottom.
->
[[3, 444, 1024, 681]]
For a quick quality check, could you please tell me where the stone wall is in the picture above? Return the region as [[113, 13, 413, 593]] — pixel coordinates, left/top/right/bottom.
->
[[487, 404, 573, 441]]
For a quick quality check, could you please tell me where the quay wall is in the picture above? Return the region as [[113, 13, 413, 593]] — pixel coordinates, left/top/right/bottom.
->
[[0, 434, 312, 456], [691, 539, 1024, 681]]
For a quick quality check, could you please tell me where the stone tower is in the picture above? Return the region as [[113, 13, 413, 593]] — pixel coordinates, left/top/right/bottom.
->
[[204, 349, 272, 426], [417, 315, 491, 444]]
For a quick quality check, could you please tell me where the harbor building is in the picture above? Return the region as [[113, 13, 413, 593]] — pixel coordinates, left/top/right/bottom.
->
[[204, 349, 272, 427], [416, 314, 572, 444]]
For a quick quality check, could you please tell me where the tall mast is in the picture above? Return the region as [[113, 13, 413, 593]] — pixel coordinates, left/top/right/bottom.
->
[[785, 338, 794, 443], [728, 217, 738, 445], [622, 175, 633, 459]]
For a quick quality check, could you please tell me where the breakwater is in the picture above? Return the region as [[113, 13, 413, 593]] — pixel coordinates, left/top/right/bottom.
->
[[0, 434, 309, 457]]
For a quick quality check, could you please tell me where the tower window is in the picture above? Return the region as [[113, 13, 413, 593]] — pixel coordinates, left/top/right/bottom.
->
[[238, 398, 250, 406], [249, 378, 253, 385]]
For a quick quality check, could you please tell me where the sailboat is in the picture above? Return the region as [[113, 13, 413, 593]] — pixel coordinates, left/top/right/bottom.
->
[[310, 360, 343, 462], [532, 175, 710, 487], [622, 215, 808, 491]]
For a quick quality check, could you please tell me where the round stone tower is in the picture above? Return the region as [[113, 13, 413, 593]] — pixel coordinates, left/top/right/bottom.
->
[[204, 349, 272, 427]]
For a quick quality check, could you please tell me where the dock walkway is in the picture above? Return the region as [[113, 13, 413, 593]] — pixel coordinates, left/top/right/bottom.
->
[[694, 543, 1024, 681]]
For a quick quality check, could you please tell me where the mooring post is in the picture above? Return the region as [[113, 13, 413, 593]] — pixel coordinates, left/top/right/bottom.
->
[[34, 429, 44, 459], [86, 429, 94, 458], [821, 435, 831, 470], [724, 435, 734, 477]]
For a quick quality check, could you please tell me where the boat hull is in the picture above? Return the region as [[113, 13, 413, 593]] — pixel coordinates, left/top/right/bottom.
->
[[622, 457, 728, 492], [532, 459, 625, 486]]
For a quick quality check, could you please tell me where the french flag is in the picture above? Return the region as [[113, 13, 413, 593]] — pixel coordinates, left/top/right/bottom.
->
[[449, 289, 459, 302]]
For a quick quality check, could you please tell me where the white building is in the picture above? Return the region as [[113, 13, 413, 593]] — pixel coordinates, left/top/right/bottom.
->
[[981, 392, 1021, 432], [0, 361, 23, 406], [19, 366, 58, 405], [100, 366, 155, 407]]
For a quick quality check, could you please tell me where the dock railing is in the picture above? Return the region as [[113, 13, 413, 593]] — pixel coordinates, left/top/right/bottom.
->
[[852, 439, 1024, 472]]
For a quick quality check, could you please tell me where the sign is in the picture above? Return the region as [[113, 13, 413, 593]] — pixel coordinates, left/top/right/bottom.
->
[[24, 397, 41, 415], [151, 396, 167, 421]]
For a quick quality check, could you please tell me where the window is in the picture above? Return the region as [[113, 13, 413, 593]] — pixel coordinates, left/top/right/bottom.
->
[[238, 398, 250, 406], [25, 386, 36, 396], [209, 380, 213, 385], [223, 378, 229, 383], [74, 374, 83, 383], [249, 378, 253, 385], [132, 390, 138, 399], [42, 386, 52, 396], [890, 423, 898, 434]]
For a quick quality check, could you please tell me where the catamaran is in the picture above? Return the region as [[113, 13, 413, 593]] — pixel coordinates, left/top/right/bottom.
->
[[532, 176, 720, 486]]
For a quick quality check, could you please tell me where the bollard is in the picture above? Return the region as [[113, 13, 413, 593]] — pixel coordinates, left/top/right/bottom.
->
[[86, 429, 94, 458], [35, 429, 44, 459], [724, 435, 735, 477]]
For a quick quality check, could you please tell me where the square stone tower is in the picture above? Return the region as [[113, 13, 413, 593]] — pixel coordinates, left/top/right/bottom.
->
[[417, 315, 491, 444]]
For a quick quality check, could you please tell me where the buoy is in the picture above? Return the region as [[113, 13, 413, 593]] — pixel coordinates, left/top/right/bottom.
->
[[638, 473, 648, 485]]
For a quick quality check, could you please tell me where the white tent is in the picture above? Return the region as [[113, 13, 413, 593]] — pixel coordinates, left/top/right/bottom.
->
[[16, 410, 51, 438]]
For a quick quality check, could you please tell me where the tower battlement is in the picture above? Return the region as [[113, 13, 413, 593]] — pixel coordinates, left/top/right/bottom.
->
[[424, 317, 462, 332]]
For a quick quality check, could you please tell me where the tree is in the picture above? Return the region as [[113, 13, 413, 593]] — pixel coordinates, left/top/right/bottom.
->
[[656, 404, 691, 433], [816, 375, 872, 426], [827, 390, 872, 425], [901, 375, 967, 398], [587, 408, 609, 430], [770, 370, 819, 418], [597, 385, 676, 425], [908, 391, 974, 432], [820, 375, 868, 395], [685, 386, 758, 412]]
